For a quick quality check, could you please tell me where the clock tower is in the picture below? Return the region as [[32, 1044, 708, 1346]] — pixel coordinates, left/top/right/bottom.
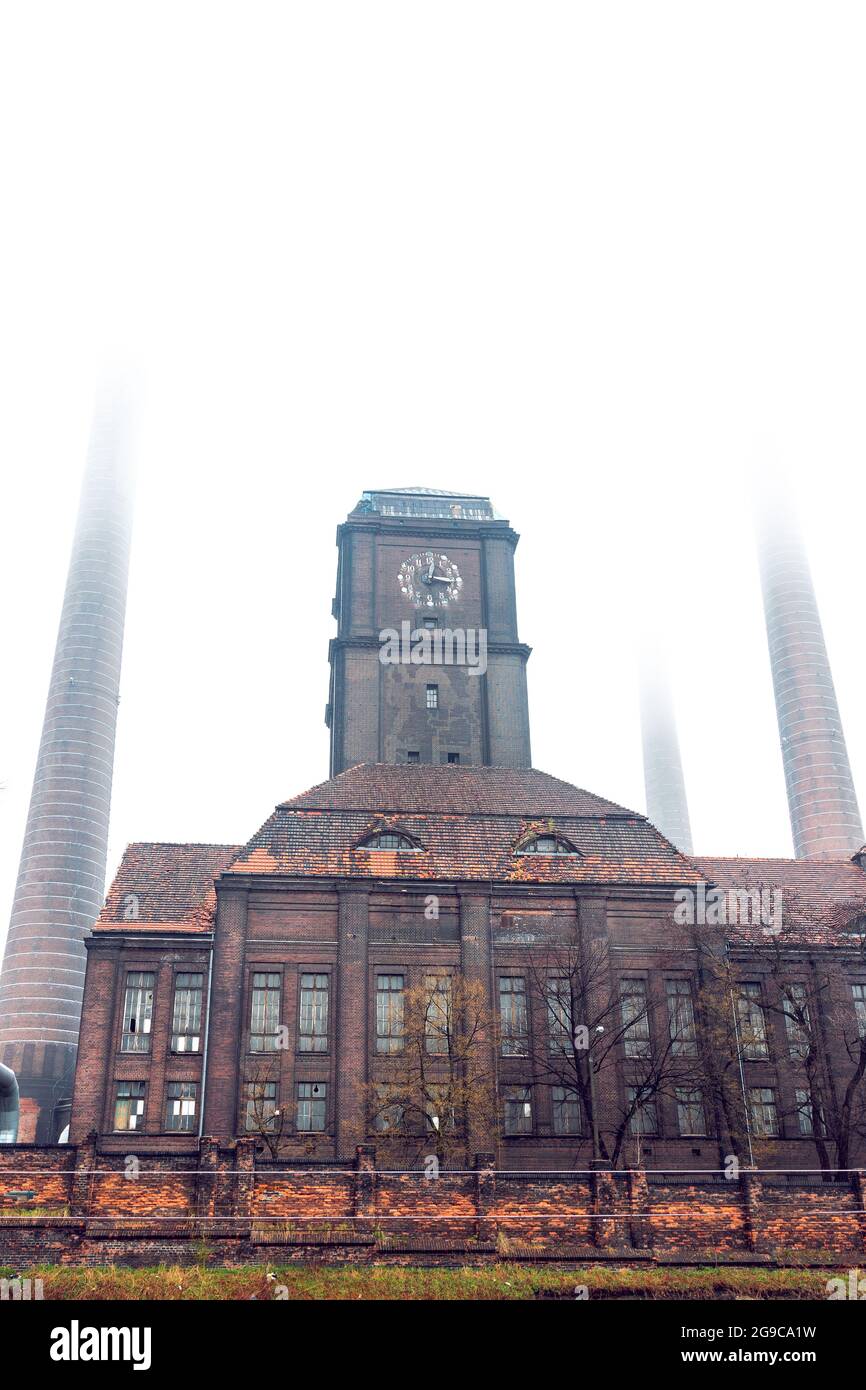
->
[[326, 488, 532, 774]]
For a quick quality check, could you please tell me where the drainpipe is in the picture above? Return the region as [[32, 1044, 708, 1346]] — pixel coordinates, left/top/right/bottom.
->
[[0, 1062, 19, 1144]]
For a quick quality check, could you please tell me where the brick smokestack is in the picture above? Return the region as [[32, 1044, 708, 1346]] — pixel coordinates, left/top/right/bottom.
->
[[757, 483, 863, 859], [0, 386, 134, 1140], [639, 656, 694, 855]]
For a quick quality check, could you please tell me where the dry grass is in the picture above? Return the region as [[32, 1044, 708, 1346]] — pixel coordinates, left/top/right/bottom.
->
[[0, 1262, 845, 1301]]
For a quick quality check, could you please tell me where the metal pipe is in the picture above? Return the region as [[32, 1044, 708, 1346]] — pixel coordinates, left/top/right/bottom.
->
[[0, 1061, 19, 1143]]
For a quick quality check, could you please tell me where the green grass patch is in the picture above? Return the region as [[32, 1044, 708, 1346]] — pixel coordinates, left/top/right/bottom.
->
[[6, 1262, 849, 1301]]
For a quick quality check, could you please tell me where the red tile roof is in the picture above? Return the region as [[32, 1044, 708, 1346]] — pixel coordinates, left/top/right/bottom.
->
[[93, 772, 866, 940], [95, 843, 240, 934], [279, 764, 632, 817], [228, 764, 701, 886], [694, 855, 866, 944]]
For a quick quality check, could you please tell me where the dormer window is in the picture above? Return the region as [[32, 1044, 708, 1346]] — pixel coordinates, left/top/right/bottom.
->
[[357, 832, 420, 851], [516, 835, 579, 856]]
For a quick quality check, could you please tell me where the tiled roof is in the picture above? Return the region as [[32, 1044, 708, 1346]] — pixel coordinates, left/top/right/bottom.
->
[[279, 764, 633, 817], [224, 765, 702, 886], [95, 843, 240, 934], [694, 855, 866, 944]]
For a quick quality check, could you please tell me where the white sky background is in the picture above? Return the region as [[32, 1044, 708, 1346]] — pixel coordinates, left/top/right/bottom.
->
[[2, 2, 865, 954]]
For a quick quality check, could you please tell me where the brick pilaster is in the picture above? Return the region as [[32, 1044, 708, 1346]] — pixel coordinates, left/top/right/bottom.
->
[[335, 886, 370, 1158], [202, 884, 249, 1138], [70, 1130, 98, 1217], [474, 1151, 496, 1244], [740, 1167, 764, 1252], [233, 1136, 256, 1220], [628, 1166, 652, 1250], [196, 1135, 218, 1218], [458, 889, 497, 1156]]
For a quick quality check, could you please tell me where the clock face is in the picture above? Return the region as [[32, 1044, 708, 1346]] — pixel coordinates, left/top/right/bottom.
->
[[398, 551, 463, 608]]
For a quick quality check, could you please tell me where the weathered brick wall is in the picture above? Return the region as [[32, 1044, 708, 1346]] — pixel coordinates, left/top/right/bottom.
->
[[648, 1177, 749, 1252], [374, 1173, 478, 1239], [0, 1145, 75, 1209], [2, 1143, 866, 1264], [87, 1155, 199, 1219], [491, 1175, 595, 1245], [252, 1170, 355, 1222], [759, 1176, 865, 1254]]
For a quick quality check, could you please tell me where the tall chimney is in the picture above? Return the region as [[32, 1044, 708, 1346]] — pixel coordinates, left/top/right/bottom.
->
[[0, 386, 134, 1140], [640, 656, 694, 855], [757, 483, 863, 858]]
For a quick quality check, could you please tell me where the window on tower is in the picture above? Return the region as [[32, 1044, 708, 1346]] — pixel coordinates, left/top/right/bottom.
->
[[426, 684, 438, 709]]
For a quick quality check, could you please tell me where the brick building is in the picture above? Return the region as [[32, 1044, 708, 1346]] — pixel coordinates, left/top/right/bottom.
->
[[66, 488, 866, 1170]]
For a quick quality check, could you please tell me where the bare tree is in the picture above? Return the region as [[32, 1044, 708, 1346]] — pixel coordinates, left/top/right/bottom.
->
[[523, 929, 706, 1169], [363, 973, 499, 1169], [241, 1055, 288, 1159]]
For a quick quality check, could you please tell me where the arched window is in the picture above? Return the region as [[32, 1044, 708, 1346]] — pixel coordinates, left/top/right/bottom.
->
[[357, 832, 420, 851], [516, 834, 579, 857]]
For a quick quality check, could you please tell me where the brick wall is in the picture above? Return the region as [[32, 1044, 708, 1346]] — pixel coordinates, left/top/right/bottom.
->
[[1, 1141, 865, 1266]]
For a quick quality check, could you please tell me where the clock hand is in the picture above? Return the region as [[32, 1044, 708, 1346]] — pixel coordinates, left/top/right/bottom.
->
[[430, 574, 452, 584]]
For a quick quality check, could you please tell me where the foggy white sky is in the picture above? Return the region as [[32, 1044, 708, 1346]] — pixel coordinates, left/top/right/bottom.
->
[[2, 2, 866, 956]]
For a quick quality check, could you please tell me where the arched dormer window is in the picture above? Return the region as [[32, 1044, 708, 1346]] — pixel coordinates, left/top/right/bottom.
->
[[516, 834, 579, 857], [357, 832, 420, 852]]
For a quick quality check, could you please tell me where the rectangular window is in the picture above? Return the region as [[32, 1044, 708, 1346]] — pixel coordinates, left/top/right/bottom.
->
[[426, 684, 438, 709], [424, 974, 452, 1055], [794, 1087, 827, 1137], [783, 982, 811, 1061], [171, 972, 203, 1053], [114, 1080, 146, 1132], [498, 976, 528, 1056], [546, 976, 572, 1053], [736, 982, 769, 1060], [676, 1087, 706, 1136], [121, 971, 155, 1053], [407, 751, 420, 763], [620, 979, 651, 1059], [250, 972, 281, 1052], [552, 1086, 581, 1135], [627, 1086, 659, 1137], [372, 1086, 404, 1133], [376, 974, 405, 1054], [296, 1081, 327, 1133], [503, 1085, 533, 1136], [852, 984, 866, 1040], [244, 1080, 277, 1132], [665, 979, 698, 1056], [749, 1086, 780, 1138], [299, 973, 330, 1052], [426, 1086, 457, 1132], [447, 752, 460, 764], [164, 1081, 198, 1132]]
